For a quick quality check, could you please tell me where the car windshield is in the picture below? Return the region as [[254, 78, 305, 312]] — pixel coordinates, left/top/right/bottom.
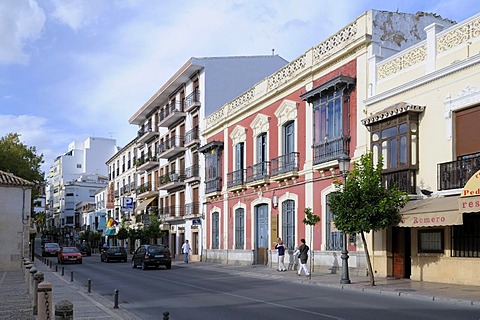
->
[[62, 247, 79, 253], [147, 246, 168, 254], [45, 243, 60, 249], [109, 247, 124, 253]]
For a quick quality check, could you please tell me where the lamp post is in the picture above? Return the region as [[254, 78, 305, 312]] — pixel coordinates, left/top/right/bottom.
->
[[338, 153, 351, 285]]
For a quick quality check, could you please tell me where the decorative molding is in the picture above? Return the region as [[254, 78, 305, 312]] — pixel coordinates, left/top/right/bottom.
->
[[230, 125, 247, 146], [362, 102, 425, 126], [226, 88, 256, 116], [250, 114, 270, 137], [267, 55, 306, 91], [377, 44, 427, 80], [444, 85, 480, 140], [274, 99, 298, 127], [437, 16, 480, 53], [313, 21, 357, 63]]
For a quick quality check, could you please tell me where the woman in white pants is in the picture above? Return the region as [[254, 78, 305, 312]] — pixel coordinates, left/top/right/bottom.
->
[[294, 238, 310, 276]]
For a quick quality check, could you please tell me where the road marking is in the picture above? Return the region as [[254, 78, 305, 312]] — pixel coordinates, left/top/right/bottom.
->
[[142, 272, 345, 319]]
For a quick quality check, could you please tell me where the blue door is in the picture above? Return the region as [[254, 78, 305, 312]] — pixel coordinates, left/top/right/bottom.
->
[[255, 204, 269, 264]]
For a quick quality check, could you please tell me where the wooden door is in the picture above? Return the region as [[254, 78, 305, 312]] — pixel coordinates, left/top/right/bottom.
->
[[393, 227, 411, 279]]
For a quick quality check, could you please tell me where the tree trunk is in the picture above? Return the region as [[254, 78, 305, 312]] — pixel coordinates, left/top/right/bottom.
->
[[361, 231, 375, 286]]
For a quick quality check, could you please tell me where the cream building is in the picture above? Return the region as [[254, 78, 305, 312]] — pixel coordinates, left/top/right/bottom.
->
[[364, 12, 480, 285]]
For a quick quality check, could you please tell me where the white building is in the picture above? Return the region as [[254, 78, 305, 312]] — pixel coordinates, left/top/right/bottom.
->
[[129, 55, 289, 260], [45, 137, 118, 241]]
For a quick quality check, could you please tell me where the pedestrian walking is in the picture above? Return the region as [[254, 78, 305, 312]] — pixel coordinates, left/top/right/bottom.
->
[[275, 238, 286, 272], [181, 240, 192, 263], [294, 239, 310, 276]]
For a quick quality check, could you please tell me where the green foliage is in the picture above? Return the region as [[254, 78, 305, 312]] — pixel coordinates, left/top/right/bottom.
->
[[328, 153, 409, 234], [116, 227, 129, 240], [0, 133, 45, 201], [302, 207, 320, 226]]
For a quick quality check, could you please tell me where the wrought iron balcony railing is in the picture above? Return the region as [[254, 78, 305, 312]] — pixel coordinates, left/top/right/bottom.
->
[[246, 161, 270, 183], [438, 154, 480, 191], [313, 135, 350, 165], [381, 168, 416, 194], [271, 152, 299, 176], [227, 169, 246, 188]]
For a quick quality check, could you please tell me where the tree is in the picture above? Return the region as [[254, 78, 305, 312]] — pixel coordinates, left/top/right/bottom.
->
[[117, 227, 129, 241], [0, 133, 45, 201], [302, 207, 320, 279], [328, 153, 409, 286]]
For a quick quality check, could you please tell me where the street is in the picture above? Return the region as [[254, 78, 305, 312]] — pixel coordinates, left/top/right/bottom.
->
[[36, 243, 479, 320]]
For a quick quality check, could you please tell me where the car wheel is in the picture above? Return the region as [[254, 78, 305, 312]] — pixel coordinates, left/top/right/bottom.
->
[[141, 261, 147, 270], [131, 259, 136, 268], [166, 262, 172, 270]]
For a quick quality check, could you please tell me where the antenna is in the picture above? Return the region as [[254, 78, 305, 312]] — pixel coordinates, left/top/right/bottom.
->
[[272, 49, 275, 56]]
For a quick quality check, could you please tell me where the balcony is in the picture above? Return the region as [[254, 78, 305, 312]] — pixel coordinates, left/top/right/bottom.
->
[[205, 177, 222, 197], [137, 126, 159, 145], [158, 102, 186, 127], [185, 126, 200, 148], [227, 169, 247, 192], [184, 89, 201, 113], [136, 181, 157, 198], [158, 172, 185, 191], [438, 154, 480, 191], [158, 135, 186, 159], [271, 152, 300, 181], [246, 161, 270, 188], [136, 155, 159, 172], [185, 165, 200, 184], [163, 205, 186, 222], [313, 135, 351, 167], [185, 202, 200, 217], [381, 168, 417, 194]]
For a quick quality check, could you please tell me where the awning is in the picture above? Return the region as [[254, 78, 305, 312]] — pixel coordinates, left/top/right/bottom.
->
[[398, 196, 463, 227], [136, 197, 157, 212]]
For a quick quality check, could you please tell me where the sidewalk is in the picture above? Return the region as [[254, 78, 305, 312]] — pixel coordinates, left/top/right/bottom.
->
[[2, 258, 479, 320]]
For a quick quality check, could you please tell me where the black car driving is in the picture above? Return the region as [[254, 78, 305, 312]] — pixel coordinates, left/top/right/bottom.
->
[[131, 244, 172, 270], [77, 243, 92, 256], [101, 246, 128, 262]]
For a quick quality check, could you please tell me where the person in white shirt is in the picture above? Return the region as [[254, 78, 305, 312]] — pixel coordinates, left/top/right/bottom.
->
[[181, 240, 192, 263]]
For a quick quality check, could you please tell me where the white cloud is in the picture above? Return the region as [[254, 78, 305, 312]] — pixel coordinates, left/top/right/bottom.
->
[[50, 0, 106, 32], [0, 0, 46, 64]]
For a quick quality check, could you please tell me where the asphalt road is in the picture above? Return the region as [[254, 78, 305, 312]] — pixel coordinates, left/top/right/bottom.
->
[[36, 242, 479, 319]]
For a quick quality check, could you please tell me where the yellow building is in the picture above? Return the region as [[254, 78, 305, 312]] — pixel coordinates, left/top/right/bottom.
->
[[364, 13, 480, 285]]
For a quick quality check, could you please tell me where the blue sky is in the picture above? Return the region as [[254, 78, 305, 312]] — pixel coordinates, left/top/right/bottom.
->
[[1, 0, 479, 175]]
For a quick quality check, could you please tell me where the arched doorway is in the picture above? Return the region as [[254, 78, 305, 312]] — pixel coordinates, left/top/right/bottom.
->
[[255, 204, 269, 264]]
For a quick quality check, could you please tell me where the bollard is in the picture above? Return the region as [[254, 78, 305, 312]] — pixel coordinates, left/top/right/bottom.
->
[[33, 272, 44, 315], [25, 263, 33, 293], [38, 281, 53, 320], [55, 265, 58, 272], [29, 267, 37, 295], [55, 299, 73, 320], [70, 271, 74, 282], [62, 267, 64, 276], [163, 311, 170, 320], [113, 289, 119, 308], [87, 279, 91, 293]]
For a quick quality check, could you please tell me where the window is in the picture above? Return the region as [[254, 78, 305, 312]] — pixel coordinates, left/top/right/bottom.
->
[[418, 229, 444, 253], [234, 142, 245, 184], [257, 133, 267, 164], [369, 112, 419, 194], [326, 194, 343, 251], [235, 208, 244, 249], [301, 75, 354, 164], [452, 213, 480, 257], [282, 200, 295, 250], [77, 164, 82, 169], [212, 211, 220, 249], [199, 141, 223, 193]]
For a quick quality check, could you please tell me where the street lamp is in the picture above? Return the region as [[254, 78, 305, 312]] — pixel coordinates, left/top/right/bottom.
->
[[338, 153, 351, 285]]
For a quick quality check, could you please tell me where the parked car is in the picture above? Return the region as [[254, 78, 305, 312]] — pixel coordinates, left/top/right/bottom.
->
[[42, 242, 61, 257], [77, 243, 92, 256], [131, 244, 171, 270], [101, 246, 128, 262], [57, 247, 83, 264]]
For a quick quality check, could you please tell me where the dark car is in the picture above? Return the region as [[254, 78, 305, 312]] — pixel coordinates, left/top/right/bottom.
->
[[101, 246, 128, 262], [77, 243, 92, 256], [131, 244, 171, 270], [42, 242, 61, 257], [57, 247, 83, 264]]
